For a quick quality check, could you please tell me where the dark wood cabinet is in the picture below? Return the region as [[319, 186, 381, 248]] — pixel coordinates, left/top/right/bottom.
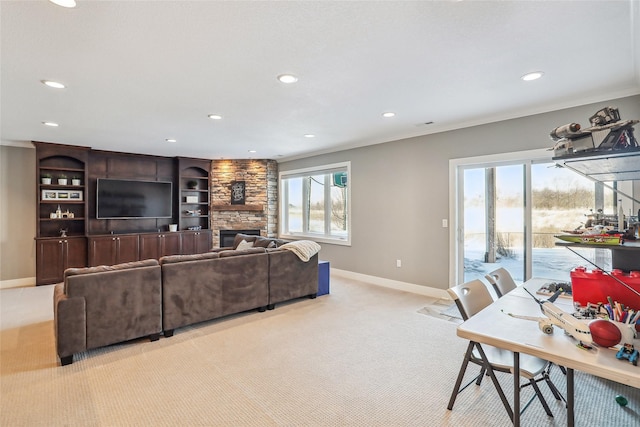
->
[[139, 232, 182, 260], [36, 237, 87, 285], [34, 143, 213, 284], [88, 234, 140, 266], [180, 230, 212, 255]]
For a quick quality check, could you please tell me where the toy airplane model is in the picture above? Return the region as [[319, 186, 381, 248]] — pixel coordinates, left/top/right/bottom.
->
[[506, 288, 594, 348]]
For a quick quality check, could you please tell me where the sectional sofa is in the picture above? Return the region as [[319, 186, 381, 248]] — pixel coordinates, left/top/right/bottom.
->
[[53, 235, 320, 365]]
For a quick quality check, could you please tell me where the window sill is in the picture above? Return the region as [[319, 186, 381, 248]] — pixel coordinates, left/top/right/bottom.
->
[[279, 233, 351, 246]]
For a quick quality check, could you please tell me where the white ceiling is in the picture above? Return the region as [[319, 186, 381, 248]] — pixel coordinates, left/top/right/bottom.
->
[[2, 1, 639, 161]]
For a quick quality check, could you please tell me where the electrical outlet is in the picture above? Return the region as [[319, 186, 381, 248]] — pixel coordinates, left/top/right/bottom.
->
[[442, 219, 448, 228], [396, 259, 402, 268]]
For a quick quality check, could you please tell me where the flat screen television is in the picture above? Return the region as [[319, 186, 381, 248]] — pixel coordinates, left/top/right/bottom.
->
[[97, 178, 172, 219]]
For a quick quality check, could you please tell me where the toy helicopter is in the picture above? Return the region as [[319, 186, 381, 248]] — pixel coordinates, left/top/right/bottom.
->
[[505, 288, 594, 349]]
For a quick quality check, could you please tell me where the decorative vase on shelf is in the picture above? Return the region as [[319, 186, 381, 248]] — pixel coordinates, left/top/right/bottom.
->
[[41, 177, 52, 185], [72, 178, 81, 186], [58, 177, 68, 185]]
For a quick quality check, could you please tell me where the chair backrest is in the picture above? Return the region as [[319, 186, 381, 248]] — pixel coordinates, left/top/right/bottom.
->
[[447, 279, 494, 321], [485, 267, 517, 298]]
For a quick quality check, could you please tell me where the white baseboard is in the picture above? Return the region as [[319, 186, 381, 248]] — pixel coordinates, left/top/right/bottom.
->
[[0, 277, 36, 290], [331, 268, 450, 300]]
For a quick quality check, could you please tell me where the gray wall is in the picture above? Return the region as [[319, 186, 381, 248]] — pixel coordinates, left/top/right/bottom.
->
[[279, 95, 640, 290], [0, 144, 36, 282], [1, 95, 639, 288]]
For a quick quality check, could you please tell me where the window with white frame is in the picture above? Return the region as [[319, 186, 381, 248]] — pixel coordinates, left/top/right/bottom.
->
[[279, 162, 351, 245]]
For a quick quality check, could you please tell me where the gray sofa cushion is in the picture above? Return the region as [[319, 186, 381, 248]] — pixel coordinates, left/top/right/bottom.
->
[[253, 236, 276, 248], [65, 259, 158, 277], [219, 247, 267, 257], [231, 234, 288, 249], [232, 233, 258, 249], [160, 252, 220, 265]]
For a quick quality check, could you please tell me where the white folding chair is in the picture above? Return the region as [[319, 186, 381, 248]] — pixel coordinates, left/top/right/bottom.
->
[[447, 279, 564, 421], [485, 267, 518, 298]]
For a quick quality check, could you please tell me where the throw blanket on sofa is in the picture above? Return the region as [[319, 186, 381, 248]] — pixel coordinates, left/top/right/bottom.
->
[[279, 240, 321, 262]]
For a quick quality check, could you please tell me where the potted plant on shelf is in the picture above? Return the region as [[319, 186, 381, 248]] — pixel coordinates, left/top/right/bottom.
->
[[58, 174, 68, 185], [71, 176, 81, 186], [186, 180, 198, 189], [41, 173, 52, 185]]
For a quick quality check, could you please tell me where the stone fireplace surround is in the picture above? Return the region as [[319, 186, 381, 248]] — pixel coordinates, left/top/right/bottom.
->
[[211, 159, 278, 248]]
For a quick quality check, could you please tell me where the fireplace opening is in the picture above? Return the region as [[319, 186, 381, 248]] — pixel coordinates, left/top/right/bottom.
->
[[219, 229, 261, 248]]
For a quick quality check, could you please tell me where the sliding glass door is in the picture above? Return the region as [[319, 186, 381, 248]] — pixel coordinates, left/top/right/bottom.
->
[[453, 150, 613, 285]]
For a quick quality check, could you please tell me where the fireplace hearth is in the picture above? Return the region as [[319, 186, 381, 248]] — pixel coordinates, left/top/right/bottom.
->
[[219, 229, 260, 248]]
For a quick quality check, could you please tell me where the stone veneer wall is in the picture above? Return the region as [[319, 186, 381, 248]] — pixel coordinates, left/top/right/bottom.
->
[[211, 159, 278, 247]]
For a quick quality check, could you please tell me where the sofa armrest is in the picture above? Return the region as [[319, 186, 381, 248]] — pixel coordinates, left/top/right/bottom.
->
[[54, 283, 87, 361]]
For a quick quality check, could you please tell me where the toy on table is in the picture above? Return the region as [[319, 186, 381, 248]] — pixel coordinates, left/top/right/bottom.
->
[[616, 343, 639, 366], [588, 319, 622, 348], [505, 288, 596, 349]]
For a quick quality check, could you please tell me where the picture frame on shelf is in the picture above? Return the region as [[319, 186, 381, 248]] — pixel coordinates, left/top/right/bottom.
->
[[41, 190, 83, 201]]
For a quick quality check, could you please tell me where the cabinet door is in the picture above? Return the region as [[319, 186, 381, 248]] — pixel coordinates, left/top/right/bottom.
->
[[36, 237, 86, 285], [139, 234, 162, 260], [88, 236, 118, 266], [65, 237, 87, 270], [180, 232, 196, 255], [194, 230, 212, 254], [36, 239, 66, 285], [116, 234, 139, 264], [181, 230, 212, 255], [161, 233, 182, 257], [139, 233, 181, 259]]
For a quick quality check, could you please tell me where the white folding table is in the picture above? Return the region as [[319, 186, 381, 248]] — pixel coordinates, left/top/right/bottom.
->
[[455, 278, 640, 426]]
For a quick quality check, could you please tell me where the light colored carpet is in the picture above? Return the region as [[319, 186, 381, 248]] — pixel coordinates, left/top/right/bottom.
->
[[1, 275, 638, 426]]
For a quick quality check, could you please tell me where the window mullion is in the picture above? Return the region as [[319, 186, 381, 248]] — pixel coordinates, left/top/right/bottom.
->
[[302, 177, 310, 232], [324, 174, 331, 236], [282, 179, 289, 234]]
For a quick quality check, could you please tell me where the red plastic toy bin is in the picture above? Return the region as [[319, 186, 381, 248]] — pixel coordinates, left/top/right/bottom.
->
[[570, 267, 640, 310]]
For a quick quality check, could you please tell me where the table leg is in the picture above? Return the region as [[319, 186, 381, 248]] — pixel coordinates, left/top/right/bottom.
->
[[567, 368, 574, 427], [513, 351, 520, 427]]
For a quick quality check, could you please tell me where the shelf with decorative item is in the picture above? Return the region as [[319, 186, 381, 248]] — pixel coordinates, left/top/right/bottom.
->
[[41, 189, 83, 202], [211, 204, 263, 211], [41, 217, 86, 221], [40, 167, 84, 186]]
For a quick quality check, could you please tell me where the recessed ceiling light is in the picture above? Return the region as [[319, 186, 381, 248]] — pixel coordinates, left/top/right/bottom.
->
[[521, 71, 544, 81], [304, 134, 315, 138], [42, 122, 59, 127], [208, 114, 222, 120], [382, 112, 396, 118], [248, 150, 257, 153], [166, 138, 177, 143], [42, 80, 66, 89], [277, 74, 298, 84], [49, 0, 77, 8]]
